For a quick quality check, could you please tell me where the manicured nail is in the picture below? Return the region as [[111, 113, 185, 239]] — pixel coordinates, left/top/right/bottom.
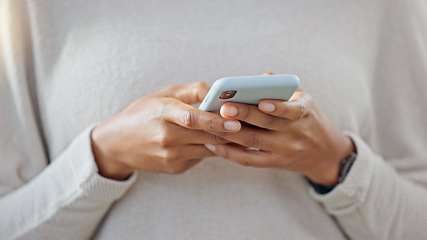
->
[[259, 102, 275, 112], [224, 106, 238, 116], [205, 144, 217, 152], [224, 121, 241, 131]]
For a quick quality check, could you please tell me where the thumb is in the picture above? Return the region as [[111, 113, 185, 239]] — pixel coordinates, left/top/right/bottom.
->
[[155, 81, 210, 105]]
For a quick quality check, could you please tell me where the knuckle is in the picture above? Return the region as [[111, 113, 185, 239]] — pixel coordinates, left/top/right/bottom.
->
[[213, 134, 227, 144], [288, 119, 304, 131], [243, 134, 261, 147], [263, 116, 277, 129], [212, 130, 227, 138], [158, 149, 178, 164], [157, 129, 173, 147], [240, 105, 251, 120], [238, 156, 253, 167], [297, 104, 306, 118], [193, 114, 222, 131], [278, 104, 288, 117], [194, 129, 208, 140], [288, 140, 304, 153], [221, 148, 230, 159], [206, 118, 216, 131], [239, 159, 250, 166], [159, 98, 174, 115], [194, 81, 206, 89], [183, 110, 195, 128], [164, 150, 178, 161], [158, 136, 171, 148]]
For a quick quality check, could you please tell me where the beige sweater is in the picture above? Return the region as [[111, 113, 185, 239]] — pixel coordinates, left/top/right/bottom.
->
[[1, 0, 427, 239]]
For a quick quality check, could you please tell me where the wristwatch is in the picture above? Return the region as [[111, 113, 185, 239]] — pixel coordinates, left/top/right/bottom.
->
[[307, 151, 357, 194]]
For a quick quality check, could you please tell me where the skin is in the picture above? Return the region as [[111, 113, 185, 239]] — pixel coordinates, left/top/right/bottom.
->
[[92, 76, 354, 186], [205, 87, 355, 186], [91, 81, 241, 180]]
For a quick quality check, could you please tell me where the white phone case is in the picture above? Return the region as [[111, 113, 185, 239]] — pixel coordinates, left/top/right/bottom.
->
[[199, 74, 300, 113]]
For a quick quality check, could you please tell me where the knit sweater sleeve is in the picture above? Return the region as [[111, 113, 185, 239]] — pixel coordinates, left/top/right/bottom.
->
[[310, 133, 427, 240], [0, 1, 136, 239], [310, 1, 427, 238]]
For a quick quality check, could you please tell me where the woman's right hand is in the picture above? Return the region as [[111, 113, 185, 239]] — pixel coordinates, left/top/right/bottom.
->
[[91, 82, 241, 180]]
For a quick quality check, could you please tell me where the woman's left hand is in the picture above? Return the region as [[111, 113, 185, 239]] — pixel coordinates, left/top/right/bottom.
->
[[205, 88, 355, 186]]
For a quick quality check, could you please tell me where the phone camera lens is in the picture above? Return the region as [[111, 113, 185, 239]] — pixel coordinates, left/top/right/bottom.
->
[[219, 90, 237, 99]]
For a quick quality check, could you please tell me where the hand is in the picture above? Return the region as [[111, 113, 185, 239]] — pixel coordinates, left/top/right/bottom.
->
[[91, 82, 241, 180], [204, 88, 355, 186]]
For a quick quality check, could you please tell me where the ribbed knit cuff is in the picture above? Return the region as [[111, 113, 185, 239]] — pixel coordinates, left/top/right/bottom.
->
[[66, 124, 137, 205]]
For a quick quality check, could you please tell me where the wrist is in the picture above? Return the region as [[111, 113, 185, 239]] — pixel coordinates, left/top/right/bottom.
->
[[307, 134, 356, 186], [91, 125, 134, 181]]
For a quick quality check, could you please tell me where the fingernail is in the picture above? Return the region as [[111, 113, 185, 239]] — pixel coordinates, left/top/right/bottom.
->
[[224, 121, 241, 131], [224, 106, 238, 116], [262, 72, 274, 75], [259, 102, 275, 112], [205, 144, 217, 152]]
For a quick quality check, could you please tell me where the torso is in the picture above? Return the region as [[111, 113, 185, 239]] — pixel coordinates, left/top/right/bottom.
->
[[28, 0, 396, 238]]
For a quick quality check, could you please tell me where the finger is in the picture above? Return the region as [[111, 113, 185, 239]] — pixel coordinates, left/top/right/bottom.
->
[[258, 89, 313, 120], [162, 99, 241, 132], [181, 159, 203, 171], [183, 130, 231, 145], [179, 145, 218, 159], [163, 158, 203, 175], [204, 143, 273, 168], [154, 81, 210, 105], [220, 102, 289, 131], [208, 126, 278, 151], [166, 124, 230, 145], [185, 130, 230, 144], [164, 145, 218, 163]]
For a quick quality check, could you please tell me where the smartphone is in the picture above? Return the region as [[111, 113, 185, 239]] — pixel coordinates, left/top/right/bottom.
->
[[199, 74, 300, 113]]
